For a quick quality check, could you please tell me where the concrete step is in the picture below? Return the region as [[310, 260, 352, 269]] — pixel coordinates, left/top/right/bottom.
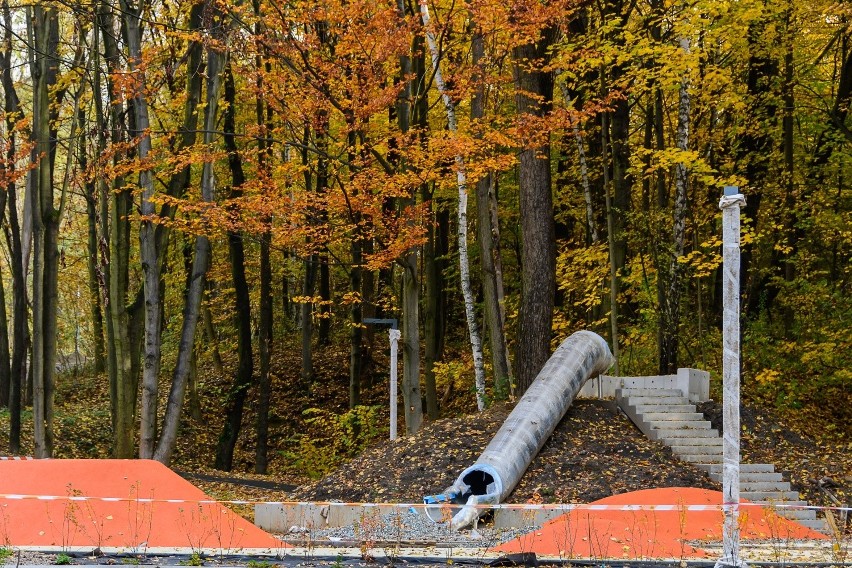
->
[[770, 508, 818, 521], [616, 386, 826, 535], [709, 471, 783, 483], [740, 481, 792, 492], [680, 454, 724, 464], [799, 519, 828, 533], [754, 500, 808, 508], [625, 395, 690, 406], [671, 445, 722, 456], [650, 428, 719, 439], [616, 388, 684, 397], [642, 412, 705, 421], [633, 404, 697, 413], [705, 463, 775, 474], [665, 437, 722, 447], [741, 490, 801, 502], [648, 420, 712, 430]]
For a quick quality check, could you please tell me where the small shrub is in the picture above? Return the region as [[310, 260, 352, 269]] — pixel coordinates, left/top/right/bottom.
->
[[54, 553, 73, 565], [283, 405, 385, 478], [0, 547, 13, 562], [179, 552, 204, 566]]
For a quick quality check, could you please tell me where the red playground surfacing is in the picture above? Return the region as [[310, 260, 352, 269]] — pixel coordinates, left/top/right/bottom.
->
[[0, 459, 286, 552], [493, 487, 828, 559]]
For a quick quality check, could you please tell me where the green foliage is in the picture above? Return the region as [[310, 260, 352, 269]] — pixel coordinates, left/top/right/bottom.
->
[[246, 560, 274, 568], [179, 552, 204, 566], [742, 278, 852, 437], [0, 547, 12, 562], [54, 553, 73, 565], [283, 405, 386, 478]]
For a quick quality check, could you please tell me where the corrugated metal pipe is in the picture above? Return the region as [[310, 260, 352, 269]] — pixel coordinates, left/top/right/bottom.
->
[[424, 330, 614, 529]]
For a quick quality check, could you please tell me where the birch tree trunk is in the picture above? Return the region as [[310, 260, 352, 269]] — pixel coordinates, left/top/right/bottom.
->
[[420, 1, 487, 410], [560, 90, 598, 244]]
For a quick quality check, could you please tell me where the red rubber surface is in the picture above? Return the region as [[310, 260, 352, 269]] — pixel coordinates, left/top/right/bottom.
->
[[0, 459, 286, 551], [492, 487, 828, 559]]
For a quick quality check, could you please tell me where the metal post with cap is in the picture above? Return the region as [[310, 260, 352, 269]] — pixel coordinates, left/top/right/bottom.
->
[[716, 185, 748, 568], [363, 318, 400, 440]]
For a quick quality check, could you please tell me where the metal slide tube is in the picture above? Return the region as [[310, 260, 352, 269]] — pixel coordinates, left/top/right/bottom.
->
[[426, 331, 613, 529]]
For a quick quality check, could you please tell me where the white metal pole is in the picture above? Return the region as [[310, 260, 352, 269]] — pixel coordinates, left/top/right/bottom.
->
[[389, 328, 401, 441], [717, 186, 747, 568]]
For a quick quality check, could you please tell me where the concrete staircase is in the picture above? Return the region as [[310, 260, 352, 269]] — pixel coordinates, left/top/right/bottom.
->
[[616, 387, 827, 533]]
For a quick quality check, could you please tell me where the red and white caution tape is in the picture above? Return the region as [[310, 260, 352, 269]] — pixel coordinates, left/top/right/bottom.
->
[[0, 493, 849, 513]]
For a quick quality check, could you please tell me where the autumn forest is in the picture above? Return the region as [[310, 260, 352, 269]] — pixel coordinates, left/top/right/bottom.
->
[[0, 0, 849, 471]]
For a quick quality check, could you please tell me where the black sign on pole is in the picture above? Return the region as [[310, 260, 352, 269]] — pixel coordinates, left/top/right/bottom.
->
[[363, 318, 398, 330]]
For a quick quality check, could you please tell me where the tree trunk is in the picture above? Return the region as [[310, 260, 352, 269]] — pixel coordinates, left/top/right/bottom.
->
[[601, 80, 620, 376], [1, 0, 26, 453], [78, 106, 106, 374], [345, 119, 364, 410], [215, 62, 255, 472], [781, 6, 796, 334], [660, 38, 691, 374], [0, 264, 10, 408], [422, 193, 447, 420], [97, 0, 135, 458], [421, 1, 487, 409], [300, 127, 315, 385], [738, 15, 779, 315], [513, 32, 556, 393], [473, 24, 511, 400], [316, 110, 331, 347], [29, 5, 61, 458], [121, 0, 162, 460], [154, 39, 224, 466], [256, 229, 273, 472], [301, 255, 317, 384], [254, 24, 274, 473], [349, 230, 363, 409], [401, 248, 421, 433]]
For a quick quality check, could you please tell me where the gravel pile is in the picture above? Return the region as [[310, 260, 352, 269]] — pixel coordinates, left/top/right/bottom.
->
[[284, 509, 535, 547]]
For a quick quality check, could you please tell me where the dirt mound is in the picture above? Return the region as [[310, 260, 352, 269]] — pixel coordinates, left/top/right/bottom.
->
[[290, 399, 718, 503]]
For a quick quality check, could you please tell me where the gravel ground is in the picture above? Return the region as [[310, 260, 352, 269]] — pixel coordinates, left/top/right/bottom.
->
[[285, 508, 534, 548]]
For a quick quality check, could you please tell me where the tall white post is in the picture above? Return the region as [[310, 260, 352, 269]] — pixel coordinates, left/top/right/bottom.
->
[[389, 328, 401, 441], [717, 186, 747, 568]]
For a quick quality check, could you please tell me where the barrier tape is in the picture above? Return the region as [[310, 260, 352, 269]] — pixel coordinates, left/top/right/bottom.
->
[[0, 493, 849, 512]]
